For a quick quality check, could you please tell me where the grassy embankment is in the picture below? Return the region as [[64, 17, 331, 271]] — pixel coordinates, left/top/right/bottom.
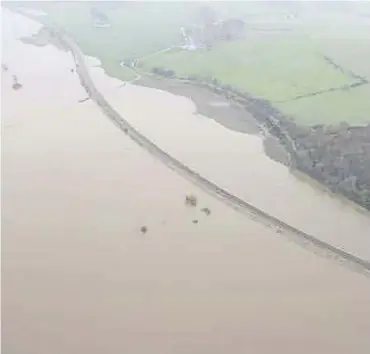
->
[[20, 1, 370, 126]]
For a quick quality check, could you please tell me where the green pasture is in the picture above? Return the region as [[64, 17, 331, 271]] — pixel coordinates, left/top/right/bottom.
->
[[277, 85, 370, 126], [140, 34, 354, 102]]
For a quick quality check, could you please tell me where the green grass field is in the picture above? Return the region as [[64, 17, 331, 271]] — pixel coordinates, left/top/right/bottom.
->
[[140, 35, 354, 102], [277, 85, 370, 125], [24, 1, 201, 81], [20, 1, 370, 126]]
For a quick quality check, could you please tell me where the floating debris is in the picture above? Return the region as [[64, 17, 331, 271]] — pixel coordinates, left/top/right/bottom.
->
[[2, 63, 8, 72], [200, 207, 211, 216], [70, 68, 74, 73], [276, 226, 282, 234], [78, 97, 90, 103], [185, 194, 197, 207], [12, 82, 22, 90], [192, 219, 199, 224], [140, 226, 148, 234], [12, 75, 22, 90]]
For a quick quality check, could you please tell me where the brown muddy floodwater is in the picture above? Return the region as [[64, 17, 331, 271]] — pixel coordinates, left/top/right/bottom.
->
[[2, 9, 370, 354], [89, 69, 370, 262]]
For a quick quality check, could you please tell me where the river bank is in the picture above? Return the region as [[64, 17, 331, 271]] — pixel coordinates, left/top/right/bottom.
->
[[143, 69, 370, 211], [137, 76, 291, 165]]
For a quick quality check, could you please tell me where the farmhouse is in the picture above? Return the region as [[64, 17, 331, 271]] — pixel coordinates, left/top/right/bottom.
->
[[181, 18, 245, 51], [90, 7, 111, 28]]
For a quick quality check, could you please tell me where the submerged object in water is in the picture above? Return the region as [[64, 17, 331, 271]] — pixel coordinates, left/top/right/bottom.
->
[[12, 74, 23, 90]]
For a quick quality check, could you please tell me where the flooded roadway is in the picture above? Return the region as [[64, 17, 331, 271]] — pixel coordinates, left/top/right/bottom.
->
[[2, 9, 370, 354]]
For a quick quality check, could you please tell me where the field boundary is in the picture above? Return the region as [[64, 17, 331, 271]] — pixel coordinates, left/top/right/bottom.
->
[[277, 54, 369, 103]]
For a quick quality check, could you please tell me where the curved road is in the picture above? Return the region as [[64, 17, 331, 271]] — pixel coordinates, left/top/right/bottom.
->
[[19, 14, 369, 276]]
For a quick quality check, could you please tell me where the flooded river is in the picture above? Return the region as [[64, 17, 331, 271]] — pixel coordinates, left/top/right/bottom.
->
[[2, 9, 370, 354]]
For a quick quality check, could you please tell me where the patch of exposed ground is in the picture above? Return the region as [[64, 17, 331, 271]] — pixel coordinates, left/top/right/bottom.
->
[[20, 26, 69, 52], [137, 77, 260, 135]]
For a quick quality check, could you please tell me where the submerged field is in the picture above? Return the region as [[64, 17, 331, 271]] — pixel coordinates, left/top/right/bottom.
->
[[10, 0, 370, 126]]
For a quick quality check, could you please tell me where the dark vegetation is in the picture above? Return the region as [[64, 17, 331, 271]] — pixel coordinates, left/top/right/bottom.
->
[[293, 124, 370, 209], [151, 67, 175, 78], [90, 7, 110, 27], [153, 72, 370, 210], [11, 75, 22, 90], [185, 194, 198, 207], [244, 94, 370, 210], [90, 7, 108, 22], [21, 26, 69, 52], [200, 207, 211, 216], [12, 82, 22, 90]]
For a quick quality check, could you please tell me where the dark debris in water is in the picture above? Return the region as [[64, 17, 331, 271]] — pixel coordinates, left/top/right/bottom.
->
[[200, 207, 211, 216], [12, 82, 22, 90], [185, 194, 197, 207], [140, 226, 148, 234]]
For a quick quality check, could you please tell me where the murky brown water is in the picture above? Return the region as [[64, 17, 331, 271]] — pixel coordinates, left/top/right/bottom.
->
[[88, 62, 370, 262], [2, 10, 370, 354]]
